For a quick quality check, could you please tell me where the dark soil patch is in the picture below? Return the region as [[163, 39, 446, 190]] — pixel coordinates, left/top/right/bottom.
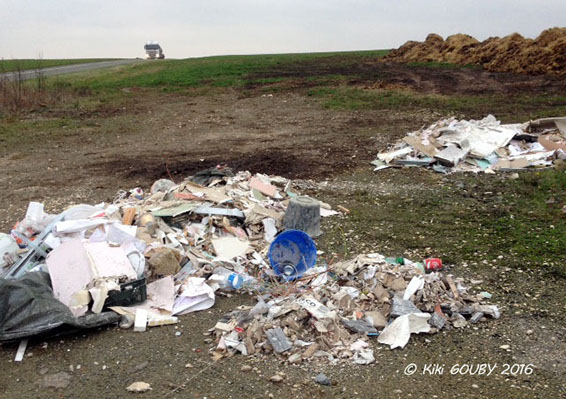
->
[[251, 56, 566, 96], [91, 144, 366, 183]]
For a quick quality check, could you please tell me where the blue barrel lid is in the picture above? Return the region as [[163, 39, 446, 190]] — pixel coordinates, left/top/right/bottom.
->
[[268, 230, 317, 281]]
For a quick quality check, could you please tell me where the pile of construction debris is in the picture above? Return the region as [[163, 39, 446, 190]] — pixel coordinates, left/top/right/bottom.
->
[[1, 167, 501, 365], [0, 168, 341, 340], [383, 27, 566, 76], [372, 115, 566, 173], [208, 254, 500, 364]]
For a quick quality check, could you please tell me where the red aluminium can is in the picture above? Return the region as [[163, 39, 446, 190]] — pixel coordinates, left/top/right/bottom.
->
[[425, 258, 443, 272]]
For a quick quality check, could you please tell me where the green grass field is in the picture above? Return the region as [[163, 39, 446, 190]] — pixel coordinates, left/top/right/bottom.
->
[[60, 50, 390, 89], [0, 58, 121, 73], [48, 50, 565, 122]]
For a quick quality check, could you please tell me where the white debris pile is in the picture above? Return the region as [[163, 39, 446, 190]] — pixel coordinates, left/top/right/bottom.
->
[[1, 168, 342, 331], [372, 115, 566, 173], [207, 253, 500, 364]]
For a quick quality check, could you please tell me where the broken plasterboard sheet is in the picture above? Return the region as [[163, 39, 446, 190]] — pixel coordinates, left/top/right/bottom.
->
[[54, 219, 112, 235], [353, 348, 375, 365], [529, 117, 566, 135], [134, 309, 148, 332], [46, 239, 95, 316], [249, 177, 278, 198], [377, 147, 413, 164], [152, 203, 199, 218], [262, 218, 277, 243], [146, 276, 175, 313], [377, 313, 431, 349], [265, 327, 292, 353], [211, 236, 250, 259], [111, 224, 137, 239], [89, 280, 120, 314], [193, 206, 244, 219], [394, 158, 434, 167], [83, 242, 137, 281], [435, 144, 469, 166], [172, 277, 215, 315], [438, 124, 520, 159]]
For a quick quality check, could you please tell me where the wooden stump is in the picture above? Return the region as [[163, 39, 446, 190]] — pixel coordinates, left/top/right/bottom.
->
[[283, 196, 322, 237]]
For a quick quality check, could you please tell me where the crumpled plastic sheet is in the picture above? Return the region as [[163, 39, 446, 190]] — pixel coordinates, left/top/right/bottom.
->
[[0, 272, 120, 342]]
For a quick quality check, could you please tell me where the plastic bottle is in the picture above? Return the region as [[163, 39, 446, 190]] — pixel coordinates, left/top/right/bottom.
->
[[213, 266, 257, 290], [213, 266, 243, 290]]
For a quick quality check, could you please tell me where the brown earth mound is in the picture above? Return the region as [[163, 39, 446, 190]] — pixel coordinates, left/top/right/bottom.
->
[[385, 27, 566, 75]]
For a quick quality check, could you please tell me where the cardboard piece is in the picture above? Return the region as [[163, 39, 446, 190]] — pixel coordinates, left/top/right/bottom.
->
[[183, 182, 230, 203], [538, 134, 566, 152], [494, 158, 530, 170], [122, 207, 136, 225], [403, 136, 438, 157]]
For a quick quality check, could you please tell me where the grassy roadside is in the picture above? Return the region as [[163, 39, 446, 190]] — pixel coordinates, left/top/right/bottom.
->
[[44, 50, 566, 123], [0, 59, 122, 73], [55, 50, 390, 90]]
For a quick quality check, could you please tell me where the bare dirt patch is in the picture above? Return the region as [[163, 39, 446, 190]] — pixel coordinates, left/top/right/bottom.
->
[[0, 89, 433, 230], [251, 56, 566, 95]]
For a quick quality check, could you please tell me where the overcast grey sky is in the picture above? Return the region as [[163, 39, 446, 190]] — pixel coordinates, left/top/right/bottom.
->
[[1, 0, 565, 59]]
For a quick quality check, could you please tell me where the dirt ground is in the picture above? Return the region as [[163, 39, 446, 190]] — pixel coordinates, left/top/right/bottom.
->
[[0, 64, 565, 398], [251, 57, 566, 95]]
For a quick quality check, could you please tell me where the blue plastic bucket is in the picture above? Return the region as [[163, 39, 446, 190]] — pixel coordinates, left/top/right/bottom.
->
[[268, 230, 317, 280]]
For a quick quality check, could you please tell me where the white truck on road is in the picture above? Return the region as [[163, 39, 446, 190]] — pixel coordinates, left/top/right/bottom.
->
[[144, 42, 165, 59]]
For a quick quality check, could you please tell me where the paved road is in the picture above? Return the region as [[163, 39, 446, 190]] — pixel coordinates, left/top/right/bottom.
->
[[0, 59, 144, 81]]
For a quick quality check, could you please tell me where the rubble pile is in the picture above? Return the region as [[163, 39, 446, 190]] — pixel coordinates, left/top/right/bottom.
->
[[383, 27, 566, 76], [0, 168, 341, 340], [372, 115, 566, 173], [208, 254, 500, 364], [0, 167, 501, 366]]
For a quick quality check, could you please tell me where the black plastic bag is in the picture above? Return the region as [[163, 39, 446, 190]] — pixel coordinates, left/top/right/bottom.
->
[[0, 272, 120, 342], [190, 166, 233, 186]]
